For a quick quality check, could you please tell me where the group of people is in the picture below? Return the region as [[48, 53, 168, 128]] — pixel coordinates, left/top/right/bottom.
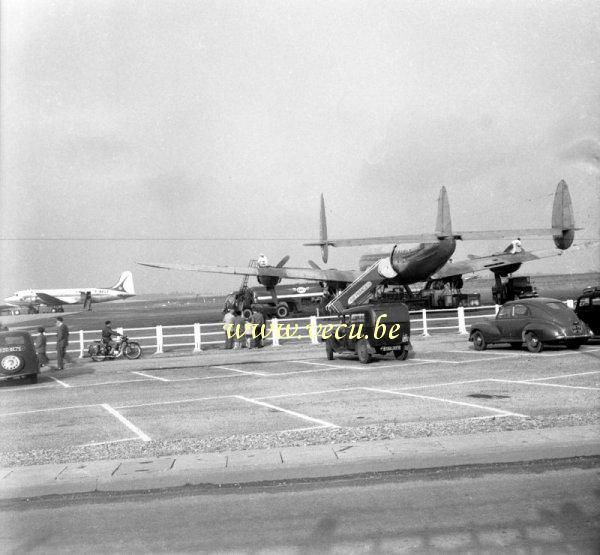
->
[[222, 307, 265, 349], [33, 316, 70, 371]]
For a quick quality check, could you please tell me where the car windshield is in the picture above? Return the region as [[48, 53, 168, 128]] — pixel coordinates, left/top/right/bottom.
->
[[0, 335, 25, 346]]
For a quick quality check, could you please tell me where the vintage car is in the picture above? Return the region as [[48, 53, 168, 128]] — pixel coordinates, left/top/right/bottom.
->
[[325, 302, 411, 363], [575, 286, 600, 336], [0, 330, 40, 384], [469, 298, 592, 353]]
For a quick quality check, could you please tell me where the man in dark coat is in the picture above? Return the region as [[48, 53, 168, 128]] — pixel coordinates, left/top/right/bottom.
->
[[34, 326, 49, 367], [55, 316, 69, 370]]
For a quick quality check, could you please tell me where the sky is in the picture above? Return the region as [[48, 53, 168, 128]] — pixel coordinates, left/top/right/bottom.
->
[[1, 0, 599, 297]]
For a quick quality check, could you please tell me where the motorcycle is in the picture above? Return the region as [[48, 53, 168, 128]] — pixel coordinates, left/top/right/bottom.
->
[[88, 335, 142, 361]]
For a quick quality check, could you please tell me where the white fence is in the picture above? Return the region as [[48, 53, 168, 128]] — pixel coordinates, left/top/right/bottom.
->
[[36, 304, 515, 358]]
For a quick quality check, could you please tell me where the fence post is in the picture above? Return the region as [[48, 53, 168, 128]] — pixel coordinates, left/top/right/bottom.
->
[[155, 325, 163, 354], [79, 329, 85, 358], [309, 315, 319, 345], [193, 323, 202, 352], [271, 318, 280, 347], [494, 304, 500, 315], [457, 306, 468, 335], [421, 309, 430, 337], [565, 299, 574, 309]]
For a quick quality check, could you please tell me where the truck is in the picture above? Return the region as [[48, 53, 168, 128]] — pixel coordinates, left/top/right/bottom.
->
[[492, 276, 538, 305]]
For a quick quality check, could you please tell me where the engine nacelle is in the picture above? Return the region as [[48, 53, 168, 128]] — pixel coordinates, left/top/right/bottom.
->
[[492, 263, 522, 278], [257, 275, 281, 290], [553, 229, 574, 250]]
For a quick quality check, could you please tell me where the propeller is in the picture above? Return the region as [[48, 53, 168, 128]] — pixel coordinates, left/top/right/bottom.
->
[[275, 255, 290, 268]]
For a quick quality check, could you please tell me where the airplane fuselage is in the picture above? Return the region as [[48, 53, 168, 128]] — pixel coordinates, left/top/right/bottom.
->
[[5, 288, 134, 307], [358, 238, 457, 285]]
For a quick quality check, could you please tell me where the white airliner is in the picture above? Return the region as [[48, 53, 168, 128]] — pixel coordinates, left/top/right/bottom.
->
[[3, 271, 135, 314]]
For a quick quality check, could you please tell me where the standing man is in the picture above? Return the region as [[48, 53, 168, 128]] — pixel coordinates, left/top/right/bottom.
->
[[250, 307, 265, 348], [55, 316, 69, 371], [34, 326, 49, 367], [222, 309, 235, 349], [83, 291, 92, 311]]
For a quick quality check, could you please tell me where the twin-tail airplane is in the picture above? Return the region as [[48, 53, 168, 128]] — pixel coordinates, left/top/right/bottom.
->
[[3, 271, 135, 314], [138, 181, 580, 314]]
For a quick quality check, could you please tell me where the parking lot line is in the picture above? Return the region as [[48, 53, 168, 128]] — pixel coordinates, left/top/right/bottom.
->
[[489, 378, 600, 391], [79, 437, 139, 448], [213, 365, 269, 376], [235, 395, 339, 428], [526, 370, 600, 382], [48, 376, 72, 388], [100, 403, 151, 442], [131, 371, 171, 382], [0, 403, 99, 417], [114, 394, 232, 410], [395, 379, 491, 391], [363, 387, 528, 418], [256, 387, 359, 401]]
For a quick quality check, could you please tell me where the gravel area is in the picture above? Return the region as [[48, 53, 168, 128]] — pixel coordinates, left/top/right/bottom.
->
[[2, 411, 598, 467]]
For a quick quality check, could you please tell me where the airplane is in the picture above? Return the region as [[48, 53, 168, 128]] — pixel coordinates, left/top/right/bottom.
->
[[3, 271, 136, 314], [138, 180, 581, 314]]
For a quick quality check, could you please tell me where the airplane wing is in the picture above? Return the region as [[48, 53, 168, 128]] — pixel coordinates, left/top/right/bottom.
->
[[430, 242, 594, 280], [137, 262, 359, 284], [35, 292, 77, 306]]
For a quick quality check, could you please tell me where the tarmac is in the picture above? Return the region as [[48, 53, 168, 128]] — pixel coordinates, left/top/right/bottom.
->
[[0, 425, 598, 501]]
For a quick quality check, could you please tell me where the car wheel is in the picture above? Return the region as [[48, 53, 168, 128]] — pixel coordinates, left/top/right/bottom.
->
[[565, 340, 583, 350], [525, 332, 543, 353], [325, 338, 335, 360], [1, 354, 25, 374], [356, 339, 371, 364], [471, 331, 487, 351], [509, 342, 522, 349], [276, 303, 289, 318], [394, 348, 409, 360]]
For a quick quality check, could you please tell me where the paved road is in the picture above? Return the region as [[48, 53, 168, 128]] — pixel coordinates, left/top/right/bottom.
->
[[1, 460, 597, 553]]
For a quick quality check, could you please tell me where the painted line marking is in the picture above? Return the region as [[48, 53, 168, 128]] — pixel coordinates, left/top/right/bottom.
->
[[131, 371, 170, 382], [257, 387, 359, 400], [48, 376, 72, 388], [527, 370, 600, 382], [363, 387, 528, 418], [101, 403, 151, 442], [213, 365, 269, 377], [0, 403, 99, 417], [235, 395, 339, 428], [78, 437, 139, 448], [489, 378, 600, 391], [115, 395, 235, 410], [394, 379, 492, 391], [448, 350, 515, 356]]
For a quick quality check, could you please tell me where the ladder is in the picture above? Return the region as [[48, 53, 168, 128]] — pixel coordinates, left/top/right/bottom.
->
[[240, 259, 257, 292], [326, 258, 397, 314]]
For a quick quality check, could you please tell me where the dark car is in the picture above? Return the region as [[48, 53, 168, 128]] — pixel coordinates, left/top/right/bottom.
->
[[469, 298, 592, 353], [575, 286, 600, 336], [0, 330, 40, 384], [325, 303, 411, 363]]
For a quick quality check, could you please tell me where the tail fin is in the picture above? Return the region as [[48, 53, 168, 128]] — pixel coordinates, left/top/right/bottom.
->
[[320, 193, 329, 263], [552, 180, 575, 249], [112, 271, 135, 294], [434, 186, 453, 238]]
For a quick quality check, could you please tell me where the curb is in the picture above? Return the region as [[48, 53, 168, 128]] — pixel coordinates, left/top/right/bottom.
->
[[1, 425, 598, 501]]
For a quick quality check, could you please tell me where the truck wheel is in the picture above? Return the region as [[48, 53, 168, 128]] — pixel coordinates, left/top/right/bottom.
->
[[471, 331, 487, 351], [525, 332, 543, 353], [394, 348, 409, 360], [356, 339, 371, 364], [325, 338, 335, 360], [276, 303, 289, 318]]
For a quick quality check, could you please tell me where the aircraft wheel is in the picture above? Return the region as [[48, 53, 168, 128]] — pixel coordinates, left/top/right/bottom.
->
[[325, 338, 335, 360], [356, 339, 371, 364], [525, 332, 543, 353]]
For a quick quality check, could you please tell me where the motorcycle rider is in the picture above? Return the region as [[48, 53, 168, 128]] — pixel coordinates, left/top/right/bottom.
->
[[102, 320, 123, 357]]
